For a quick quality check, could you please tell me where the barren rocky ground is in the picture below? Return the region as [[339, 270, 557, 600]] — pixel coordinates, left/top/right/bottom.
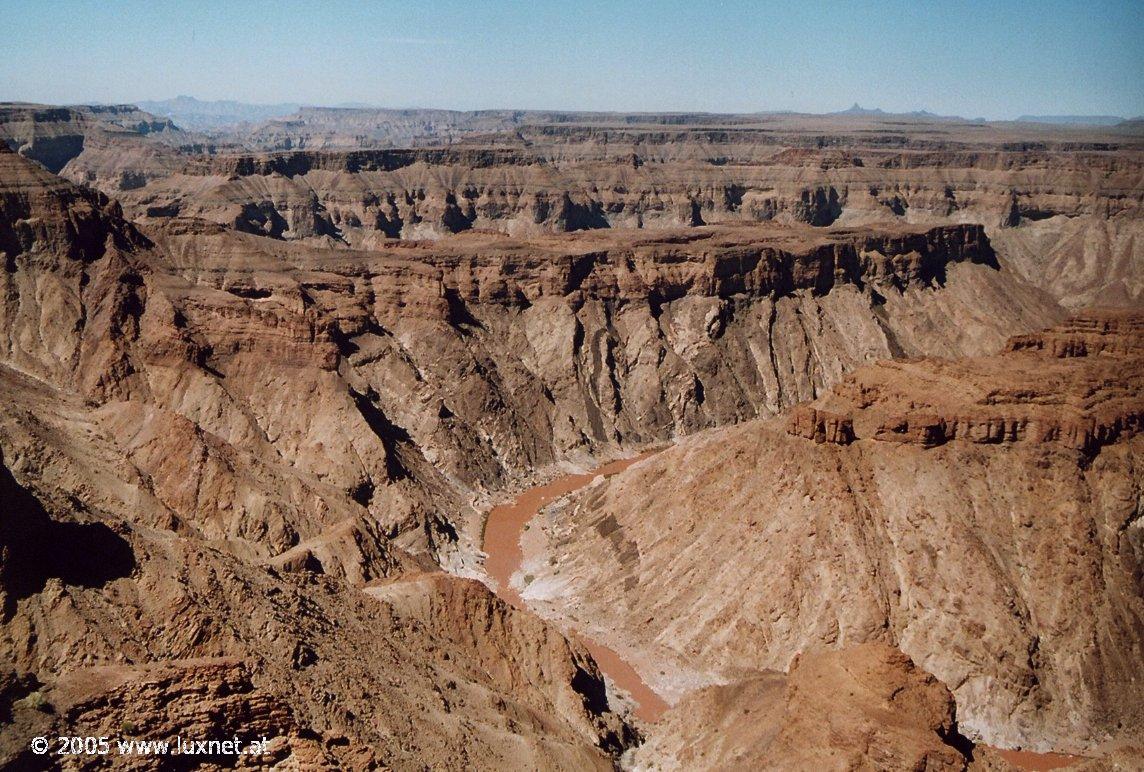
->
[[0, 104, 1141, 769], [524, 311, 1143, 761]]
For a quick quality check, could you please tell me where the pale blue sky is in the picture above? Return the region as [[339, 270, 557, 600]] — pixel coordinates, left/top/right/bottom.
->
[[3, 0, 1141, 118]]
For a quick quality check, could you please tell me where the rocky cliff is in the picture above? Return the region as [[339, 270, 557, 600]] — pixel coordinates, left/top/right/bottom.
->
[[0, 144, 634, 768], [143, 216, 1061, 545], [0, 139, 1068, 768], [106, 112, 1144, 310], [3, 136, 1061, 564], [0, 103, 194, 192], [7, 103, 1139, 309], [1, 106, 1139, 768], [519, 311, 1144, 754]]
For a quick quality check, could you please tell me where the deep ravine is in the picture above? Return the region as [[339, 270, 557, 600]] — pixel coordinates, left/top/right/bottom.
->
[[481, 451, 669, 723]]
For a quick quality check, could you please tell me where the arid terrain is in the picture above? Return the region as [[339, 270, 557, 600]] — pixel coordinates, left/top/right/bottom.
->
[[0, 102, 1141, 769]]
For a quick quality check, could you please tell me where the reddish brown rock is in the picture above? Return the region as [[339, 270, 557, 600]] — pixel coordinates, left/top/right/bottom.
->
[[1, 107, 1140, 769], [631, 644, 980, 771], [813, 312, 1144, 453], [786, 406, 855, 444], [523, 313, 1144, 755]]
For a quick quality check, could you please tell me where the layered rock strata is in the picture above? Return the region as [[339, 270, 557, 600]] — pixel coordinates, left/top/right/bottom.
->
[[521, 312, 1144, 753], [6, 102, 1139, 309], [0, 144, 633, 769], [0, 118, 1134, 767]]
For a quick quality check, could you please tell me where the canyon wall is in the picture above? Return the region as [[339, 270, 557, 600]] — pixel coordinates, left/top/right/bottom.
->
[[145, 216, 1061, 552], [6, 103, 1139, 309], [116, 116, 1144, 309], [520, 312, 1144, 752], [2, 105, 1140, 766], [0, 144, 633, 768]]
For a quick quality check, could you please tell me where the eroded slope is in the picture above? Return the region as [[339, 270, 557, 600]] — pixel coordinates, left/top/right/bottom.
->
[[522, 312, 1144, 754], [0, 145, 633, 769]]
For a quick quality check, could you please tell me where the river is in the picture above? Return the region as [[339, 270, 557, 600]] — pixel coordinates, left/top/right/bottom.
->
[[482, 452, 669, 722]]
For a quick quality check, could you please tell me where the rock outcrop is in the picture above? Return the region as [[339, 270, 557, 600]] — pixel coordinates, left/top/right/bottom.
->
[[8, 103, 1140, 308], [629, 644, 999, 771], [1, 137, 1063, 768], [97, 110, 1143, 310], [3, 136, 1061, 566], [0, 144, 634, 769], [0, 103, 192, 190], [786, 313, 1142, 453], [141, 217, 1059, 535]]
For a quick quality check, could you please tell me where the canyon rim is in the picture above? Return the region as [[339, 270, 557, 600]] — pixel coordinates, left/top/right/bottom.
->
[[1, 2, 1143, 770]]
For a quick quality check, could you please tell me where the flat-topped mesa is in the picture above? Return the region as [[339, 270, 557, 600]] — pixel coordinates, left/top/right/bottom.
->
[[787, 310, 1144, 452], [359, 223, 995, 323], [234, 105, 1144, 155], [6, 102, 1138, 307]]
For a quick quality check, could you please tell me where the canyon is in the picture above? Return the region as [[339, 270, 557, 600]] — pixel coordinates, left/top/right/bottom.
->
[[519, 311, 1143, 759], [0, 103, 1141, 769]]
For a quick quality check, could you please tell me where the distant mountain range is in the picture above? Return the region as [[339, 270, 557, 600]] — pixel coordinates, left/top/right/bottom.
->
[[834, 103, 924, 117], [834, 103, 1136, 126], [831, 103, 976, 122], [135, 96, 301, 130], [126, 97, 1137, 131]]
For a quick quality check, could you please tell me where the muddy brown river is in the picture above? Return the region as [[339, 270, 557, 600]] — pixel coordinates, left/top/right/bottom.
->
[[482, 452, 669, 722]]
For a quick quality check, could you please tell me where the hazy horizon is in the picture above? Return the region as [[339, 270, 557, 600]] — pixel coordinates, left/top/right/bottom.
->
[[4, 0, 1142, 120], [29, 94, 1144, 123]]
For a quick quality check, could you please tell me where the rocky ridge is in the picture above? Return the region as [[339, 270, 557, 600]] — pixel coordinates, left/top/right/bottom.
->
[[121, 126, 1143, 308], [0, 140, 1063, 768], [5, 103, 1139, 309], [787, 310, 1141, 452], [142, 215, 1059, 542], [0, 103, 196, 193], [520, 311, 1144, 755], [0, 144, 632, 768]]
